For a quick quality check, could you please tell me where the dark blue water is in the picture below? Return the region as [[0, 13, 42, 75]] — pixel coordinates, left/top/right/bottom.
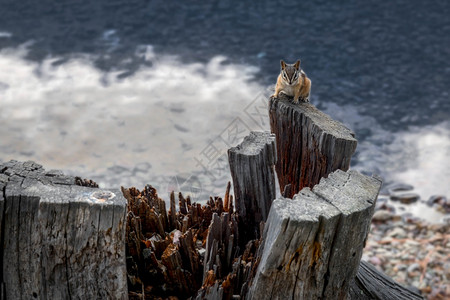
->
[[1, 0, 449, 206], [1, 0, 449, 128]]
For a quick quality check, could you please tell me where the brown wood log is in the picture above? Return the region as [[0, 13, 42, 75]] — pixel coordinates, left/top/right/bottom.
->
[[247, 169, 381, 300], [269, 95, 357, 198], [228, 131, 277, 242], [0, 160, 127, 300]]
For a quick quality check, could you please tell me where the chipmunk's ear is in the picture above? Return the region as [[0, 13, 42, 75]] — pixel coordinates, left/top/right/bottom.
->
[[294, 60, 301, 69], [280, 60, 286, 70]]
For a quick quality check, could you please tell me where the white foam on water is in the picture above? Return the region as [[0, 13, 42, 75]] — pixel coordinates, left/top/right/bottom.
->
[[389, 122, 450, 200], [0, 43, 266, 191], [324, 102, 450, 201]]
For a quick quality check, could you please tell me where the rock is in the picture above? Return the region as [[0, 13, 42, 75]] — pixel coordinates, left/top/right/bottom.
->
[[407, 263, 420, 273], [443, 216, 450, 225], [426, 195, 446, 206], [396, 271, 407, 282], [436, 203, 450, 214], [386, 183, 414, 194], [387, 227, 407, 238], [390, 193, 420, 204], [395, 264, 408, 272], [408, 271, 420, 278], [377, 196, 389, 204], [404, 240, 420, 247], [369, 256, 381, 266], [428, 223, 449, 233], [377, 202, 396, 213], [372, 210, 395, 222], [432, 196, 450, 213]]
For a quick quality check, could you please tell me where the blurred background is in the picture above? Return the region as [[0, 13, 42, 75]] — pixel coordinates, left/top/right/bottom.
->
[[1, 0, 449, 220]]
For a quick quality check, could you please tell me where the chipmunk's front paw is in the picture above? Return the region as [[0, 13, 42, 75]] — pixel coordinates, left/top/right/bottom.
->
[[296, 96, 309, 103], [292, 98, 300, 104]]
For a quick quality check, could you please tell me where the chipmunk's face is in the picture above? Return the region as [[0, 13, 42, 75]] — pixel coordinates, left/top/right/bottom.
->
[[280, 60, 301, 85]]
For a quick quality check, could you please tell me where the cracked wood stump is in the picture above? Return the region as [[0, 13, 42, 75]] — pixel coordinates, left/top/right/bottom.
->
[[228, 131, 276, 242], [269, 96, 357, 198], [247, 169, 382, 300], [0, 160, 127, 300]]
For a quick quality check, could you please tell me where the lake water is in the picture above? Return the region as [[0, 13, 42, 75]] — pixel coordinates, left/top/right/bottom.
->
[[1, 0, 449, 220]]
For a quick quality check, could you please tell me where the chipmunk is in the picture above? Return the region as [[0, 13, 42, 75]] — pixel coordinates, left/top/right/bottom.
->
[[272, 59, 311, 103]]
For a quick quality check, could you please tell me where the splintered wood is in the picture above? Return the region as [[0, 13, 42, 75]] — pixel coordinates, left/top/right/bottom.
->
[[123, 182, 259, 299]]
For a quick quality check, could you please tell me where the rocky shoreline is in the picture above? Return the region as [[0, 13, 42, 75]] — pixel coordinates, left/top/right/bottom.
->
[[363, 185, 450, 300]]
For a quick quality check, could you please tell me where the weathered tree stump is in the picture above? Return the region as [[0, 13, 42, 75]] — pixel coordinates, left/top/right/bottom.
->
[[228, 131, 276, 242], [247, 169, 382, 300], [0, 160, 127, 300], [269, 96, 357, 198], [349, 260, 423, 300]]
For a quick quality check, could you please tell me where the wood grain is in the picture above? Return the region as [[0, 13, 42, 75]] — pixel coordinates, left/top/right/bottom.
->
[[269, 96, 357, 198], [0, 160, 127, 299]]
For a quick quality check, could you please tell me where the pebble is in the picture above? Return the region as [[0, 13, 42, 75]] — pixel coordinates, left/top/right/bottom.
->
[[407, 263, 420, 273], [428, 223, 447, 233], [365, 207, 450, 299], [426, 195, 445, 206], [396, 271, 407, 282], [372, 210, 395, 221], [377, 202, 396, 213], [390, 193, 420, 204], [404, 240, 420, 247], [377, 196, 389, 203], [387, 227, 406, 238], [395, 264, 407, 272], [386, 183, 414, 194], [369, 256, 382, 266]]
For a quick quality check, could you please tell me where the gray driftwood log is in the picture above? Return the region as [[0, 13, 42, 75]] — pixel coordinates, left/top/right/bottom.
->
[[247, 169, 382, 300], [269, 95, 357, 198], [349, 260, 423, 300], [0, 160, 127, 300], [228, 131, 276, 242]]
